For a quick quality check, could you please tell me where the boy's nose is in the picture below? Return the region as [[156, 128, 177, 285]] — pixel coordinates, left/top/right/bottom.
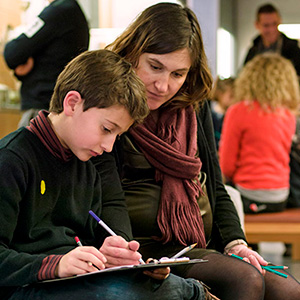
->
[[100, 137, 116, 153]]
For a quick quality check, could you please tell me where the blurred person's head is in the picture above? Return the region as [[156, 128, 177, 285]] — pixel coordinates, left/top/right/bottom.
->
[[212, 77, 235, 112], [235, 53, 300, 112], [255, 4, 281, 47]]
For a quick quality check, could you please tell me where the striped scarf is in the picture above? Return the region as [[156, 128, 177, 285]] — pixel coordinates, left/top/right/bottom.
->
[[129, 105, 206, 248], [27, 110, 73, 162]]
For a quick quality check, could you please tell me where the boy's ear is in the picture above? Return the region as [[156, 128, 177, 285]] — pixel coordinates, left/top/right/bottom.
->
[[63, 91, 83, 116]]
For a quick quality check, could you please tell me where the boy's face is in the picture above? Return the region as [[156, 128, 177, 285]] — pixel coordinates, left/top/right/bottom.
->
[[63, 102, 133, 161]]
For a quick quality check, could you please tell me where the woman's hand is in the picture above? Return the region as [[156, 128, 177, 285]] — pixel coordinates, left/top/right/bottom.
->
[[56, 246, 107, 278], [99, 236, 142, 268], [143, 258, 170, 280], [228, 244, 268, 274]]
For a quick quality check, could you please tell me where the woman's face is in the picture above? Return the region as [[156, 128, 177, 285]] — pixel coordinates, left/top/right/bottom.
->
[[135, 48, 191, 110]]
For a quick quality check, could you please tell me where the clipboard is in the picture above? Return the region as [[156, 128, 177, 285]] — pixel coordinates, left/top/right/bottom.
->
[[40, 258, 207, 284]]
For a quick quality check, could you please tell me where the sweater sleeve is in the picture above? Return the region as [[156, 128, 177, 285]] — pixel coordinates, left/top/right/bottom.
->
[[219, 104, 242, 181], [4, 3, 68, 70], [37, 255, 63, 281], [0, 149, 47, 287], [283, 36, 300, 76], [91, 152, 133, 241], [198, 101, 246, 250]]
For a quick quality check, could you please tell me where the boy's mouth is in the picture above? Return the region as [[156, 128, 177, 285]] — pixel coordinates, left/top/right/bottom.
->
[[90, 150, 102, 157]]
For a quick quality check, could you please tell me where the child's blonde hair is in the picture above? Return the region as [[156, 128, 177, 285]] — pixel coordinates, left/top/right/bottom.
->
[[235, 53, 300, 112]]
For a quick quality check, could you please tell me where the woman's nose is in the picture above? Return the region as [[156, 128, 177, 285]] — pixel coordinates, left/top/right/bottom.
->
[[154, 74, 169, 93]]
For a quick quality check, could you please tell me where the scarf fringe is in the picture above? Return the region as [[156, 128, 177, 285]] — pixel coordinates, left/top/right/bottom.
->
[[157, 189, 206, 248]]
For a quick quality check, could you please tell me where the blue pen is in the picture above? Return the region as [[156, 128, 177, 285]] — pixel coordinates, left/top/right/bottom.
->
[[89, 210, 145, 264], [89, 210, 117, 236], [230, 253, 288, 278]]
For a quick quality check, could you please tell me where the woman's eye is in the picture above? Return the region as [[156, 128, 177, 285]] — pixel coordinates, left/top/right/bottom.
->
[[151, 64, 161, 70], [174, 72, 183, 78]]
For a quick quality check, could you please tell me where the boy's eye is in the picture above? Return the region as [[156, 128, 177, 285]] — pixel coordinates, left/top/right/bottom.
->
[[103, 127, 111, 133]]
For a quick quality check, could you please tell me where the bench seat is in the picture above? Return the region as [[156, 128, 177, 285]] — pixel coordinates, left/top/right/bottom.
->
[[244, 208, 300, 260]]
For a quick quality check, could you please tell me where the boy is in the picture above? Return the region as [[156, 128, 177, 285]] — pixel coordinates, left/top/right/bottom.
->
[[0, 50, 206, 299]]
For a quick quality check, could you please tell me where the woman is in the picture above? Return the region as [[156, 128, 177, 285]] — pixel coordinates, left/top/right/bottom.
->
[[219, 53, 300, 213], [99, 3, 300, 299]]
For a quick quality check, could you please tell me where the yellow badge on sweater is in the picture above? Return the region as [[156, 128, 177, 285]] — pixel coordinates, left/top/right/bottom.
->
[[40, 180, 46, 195]]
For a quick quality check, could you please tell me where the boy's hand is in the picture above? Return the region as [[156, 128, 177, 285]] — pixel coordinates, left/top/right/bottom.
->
[[100, 237, 170, 280], [99, 236, 142, 268], [56, 246, 107, 278]]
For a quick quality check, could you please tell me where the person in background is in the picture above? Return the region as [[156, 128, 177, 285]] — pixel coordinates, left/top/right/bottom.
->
[[209, 77, 235, 150], [0, 49, 208, 300], [288, 115, 300, 208], [220, 53, 300, 214], [208, 77, 244, 227], [244, 3, 300, 76], [4, 0, 89, 128], [94, 3, 300, 299]]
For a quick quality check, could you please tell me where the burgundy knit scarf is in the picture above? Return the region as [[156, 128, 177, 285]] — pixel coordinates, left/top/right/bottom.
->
[[129, 105, 206, 248], [27, 110, 74, 162]]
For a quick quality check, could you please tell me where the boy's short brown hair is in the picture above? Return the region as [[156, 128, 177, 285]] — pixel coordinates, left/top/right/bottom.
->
[[49, 49, 149, 124]]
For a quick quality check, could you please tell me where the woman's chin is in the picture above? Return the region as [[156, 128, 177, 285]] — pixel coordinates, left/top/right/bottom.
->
[[147, 100, 164, 111]]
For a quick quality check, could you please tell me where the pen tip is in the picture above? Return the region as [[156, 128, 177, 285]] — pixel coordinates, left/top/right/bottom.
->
[[89, 210, 101, 222], [74, 236, 80, 243]]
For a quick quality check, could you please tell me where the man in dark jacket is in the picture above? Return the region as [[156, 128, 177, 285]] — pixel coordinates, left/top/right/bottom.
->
[[244, 3, 300, 76], [4, 0, 90, 127]]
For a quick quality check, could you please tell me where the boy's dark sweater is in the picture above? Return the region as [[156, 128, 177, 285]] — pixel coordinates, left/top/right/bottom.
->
[[0, 128, 132, 297]]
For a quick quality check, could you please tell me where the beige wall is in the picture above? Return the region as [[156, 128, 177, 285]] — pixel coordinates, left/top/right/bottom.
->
[[0, 0, 22, 89], [0, 0, 22, 138]]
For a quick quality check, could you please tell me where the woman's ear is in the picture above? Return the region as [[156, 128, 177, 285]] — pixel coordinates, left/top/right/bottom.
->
[[63, 91, 82, 116]]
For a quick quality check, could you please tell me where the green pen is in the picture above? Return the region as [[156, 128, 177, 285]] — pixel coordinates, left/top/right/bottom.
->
[[263, 266, 288, 278], [230, 254, 288, 278], [264, 265, 288, 270]]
